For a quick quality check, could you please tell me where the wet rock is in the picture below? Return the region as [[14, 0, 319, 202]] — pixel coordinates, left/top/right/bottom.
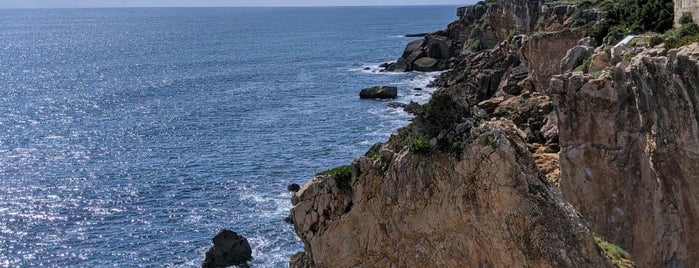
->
[[287, 183, 301, 192], [202, 230, 252, 268], [359, 86, 398, 99]]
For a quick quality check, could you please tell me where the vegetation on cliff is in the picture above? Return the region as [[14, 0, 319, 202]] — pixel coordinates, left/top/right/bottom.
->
[[589, 0, 674, 44]]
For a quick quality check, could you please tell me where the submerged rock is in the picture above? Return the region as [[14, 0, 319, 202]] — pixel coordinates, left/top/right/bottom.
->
[[202, 230, 252, 268]]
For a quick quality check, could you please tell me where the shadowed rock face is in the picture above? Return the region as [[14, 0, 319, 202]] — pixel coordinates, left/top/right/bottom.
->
[[290, 121, 612, 267], [202, 230, 252, 268], [550, 44, 699, 267]]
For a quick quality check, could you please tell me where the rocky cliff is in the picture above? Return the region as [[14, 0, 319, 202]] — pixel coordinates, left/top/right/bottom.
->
[[551, 44, 699, 267], [289, 0, 699, 267], [290, 120, 611, 267]]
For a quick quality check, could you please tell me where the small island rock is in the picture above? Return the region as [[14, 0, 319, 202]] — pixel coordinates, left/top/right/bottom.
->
[[202, 230, 252, 268], [359, 86, 398, 99]]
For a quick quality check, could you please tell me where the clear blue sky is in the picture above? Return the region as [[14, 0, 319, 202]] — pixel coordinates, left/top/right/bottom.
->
[[1, 0, 470, 8]]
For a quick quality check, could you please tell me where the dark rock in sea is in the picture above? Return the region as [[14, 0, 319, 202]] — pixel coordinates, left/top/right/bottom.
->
[[202, 230, 252, 268], [379, 62, 396, 72], [413, 57, 440, 72], [363, 67, 371, 71], [284, 214, 294, 224], [404, 101, 421, 114], [413, 87, 423, 91], [387, 102, 408, 109], [287, 183, 301, 192], [405, 33, 429, 37], [359, 86, 398, 99]]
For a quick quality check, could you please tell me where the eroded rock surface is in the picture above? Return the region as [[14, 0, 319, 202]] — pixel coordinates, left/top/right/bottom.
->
[[290, 121, 612, 267], [551, 44, 699, 267]]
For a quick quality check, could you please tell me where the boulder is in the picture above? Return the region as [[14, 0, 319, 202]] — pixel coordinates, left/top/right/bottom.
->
[[412, 57, 439, 72], [359, 86, 398, 99], [402, 39, 424, 57], [202, 230, 252, 268], [560, 45, 594, 73], [287, 183, 301, 192]]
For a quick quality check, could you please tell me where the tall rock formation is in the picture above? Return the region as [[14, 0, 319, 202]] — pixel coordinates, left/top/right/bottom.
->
[[550, 44, 699, 267], [289, 1, 699, 267], [290, 121, 612, 267]]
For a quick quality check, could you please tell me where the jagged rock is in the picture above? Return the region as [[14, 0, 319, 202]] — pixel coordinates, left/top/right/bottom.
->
[[290, 121, 613, 267], [560, 45, 594, 73], [403, 101, 421, 114], [520, 28, 584, 91], [588, 50, 611, 73], [549, 43, 699, 267], [289, 252, 312, 268], [202, 230, 252, 268], [359, 86, 398, 99], [412, 57, 439, 72]]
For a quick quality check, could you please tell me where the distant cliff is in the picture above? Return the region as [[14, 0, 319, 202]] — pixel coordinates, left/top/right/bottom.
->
[[289, 0, 699, 267]]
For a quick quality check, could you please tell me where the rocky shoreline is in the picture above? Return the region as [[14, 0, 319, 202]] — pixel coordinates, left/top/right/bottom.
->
[[285, 1, 699, 267]]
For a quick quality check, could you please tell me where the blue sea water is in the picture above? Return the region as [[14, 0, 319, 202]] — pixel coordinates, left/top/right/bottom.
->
[[0, 6, 457, 267]]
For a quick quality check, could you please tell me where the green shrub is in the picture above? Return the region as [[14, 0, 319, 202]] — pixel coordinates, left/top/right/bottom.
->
[[408, 135, 431, 154], [648, 35, 664, 47], [664, 22, 699, 49], [316, 165, 353, 193], [478, 131, 498, 148], [365, 151, 381, 159], [574, 57, 592, 72], [588, 0, 674, 45], [594, 235, 631, 268], [317, 165, 352, 180], [680, 12, 694, 25], [464, 38, 482, 52]]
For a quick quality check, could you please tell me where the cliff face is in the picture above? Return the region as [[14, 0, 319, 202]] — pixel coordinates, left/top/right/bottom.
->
[[291, 121, 612, 267], [551, 44, 699, 267], [289, 1, 699, 267]]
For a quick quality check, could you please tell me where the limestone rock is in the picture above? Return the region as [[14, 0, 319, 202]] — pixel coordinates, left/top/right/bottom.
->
[[359, 86, 398, 99], [550, 43, 699, 267], [289, 121, 613, 267], [560, 45, 594, 73], [520, 28, 585, 91], [202, 230, 252, 268]]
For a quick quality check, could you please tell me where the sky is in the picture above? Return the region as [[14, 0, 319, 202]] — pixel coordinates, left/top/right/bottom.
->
[[0, 0, 470, 8]]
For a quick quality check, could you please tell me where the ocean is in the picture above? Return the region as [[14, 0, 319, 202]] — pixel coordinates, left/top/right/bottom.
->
[[0, 6, 457, 267]]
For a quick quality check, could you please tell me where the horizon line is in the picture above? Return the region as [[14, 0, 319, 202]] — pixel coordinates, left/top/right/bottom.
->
[[0, 3, 464, 10]]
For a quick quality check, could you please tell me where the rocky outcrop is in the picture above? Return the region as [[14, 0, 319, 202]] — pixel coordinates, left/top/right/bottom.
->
[[393, 0, 603, 73], [520, 29, 586, 92], [359, 86, 398, 99], [290, 120, 612, 267], [393, 33, 453, 72], [202, 230, 252, 268], [550, 44, 699, 267]]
